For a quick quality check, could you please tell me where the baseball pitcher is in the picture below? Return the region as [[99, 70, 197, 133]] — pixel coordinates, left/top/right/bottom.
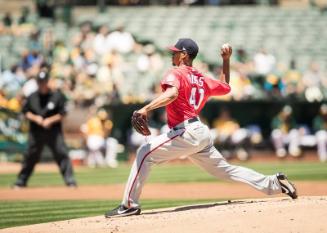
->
[[105, 38, 297, 218]]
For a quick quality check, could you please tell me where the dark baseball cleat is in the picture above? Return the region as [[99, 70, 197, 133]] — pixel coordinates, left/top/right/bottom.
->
[[276, 172, 298, 199], [67, 183, 78, 188], [11, 182, 27, 189], [105, 205, 141, 218]]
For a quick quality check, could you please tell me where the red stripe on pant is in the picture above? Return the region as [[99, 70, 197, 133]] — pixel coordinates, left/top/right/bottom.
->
[[127, 132, 183, 207]]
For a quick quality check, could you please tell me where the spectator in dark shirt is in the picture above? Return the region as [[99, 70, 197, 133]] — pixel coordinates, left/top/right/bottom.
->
[[2, 12, 12, 27], [271, 105, 301, 158]]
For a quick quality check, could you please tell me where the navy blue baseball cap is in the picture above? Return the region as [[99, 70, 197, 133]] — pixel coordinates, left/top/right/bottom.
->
[[168, 38, 199, 58]]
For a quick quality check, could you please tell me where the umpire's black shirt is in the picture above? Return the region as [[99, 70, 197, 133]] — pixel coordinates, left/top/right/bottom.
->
[[23, 90, 67, 133]]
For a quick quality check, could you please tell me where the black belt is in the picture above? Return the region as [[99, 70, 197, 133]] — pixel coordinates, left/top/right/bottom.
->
[[173, 117, 199, 130], [187, 117, 199, 124]]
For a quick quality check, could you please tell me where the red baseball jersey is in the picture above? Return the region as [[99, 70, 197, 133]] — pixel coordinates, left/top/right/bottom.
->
[[161, 65, 231, 128]]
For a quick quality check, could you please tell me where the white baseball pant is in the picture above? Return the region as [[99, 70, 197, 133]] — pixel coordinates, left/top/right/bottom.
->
[[122, 119, 282, 208]]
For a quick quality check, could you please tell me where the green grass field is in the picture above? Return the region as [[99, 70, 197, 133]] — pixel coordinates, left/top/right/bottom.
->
[[0, 161, 326, 187], [0, 161, 326, 229], [0, 199, 219, 229]]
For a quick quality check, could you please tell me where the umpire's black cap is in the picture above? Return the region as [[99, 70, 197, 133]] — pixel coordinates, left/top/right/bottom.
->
[[168, 38, 199, 58], [36, 70, 49, 82]]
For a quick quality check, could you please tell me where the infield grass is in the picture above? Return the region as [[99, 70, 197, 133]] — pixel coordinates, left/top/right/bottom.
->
[[0, 161, 326, 187], [0, 199, 221, 229]]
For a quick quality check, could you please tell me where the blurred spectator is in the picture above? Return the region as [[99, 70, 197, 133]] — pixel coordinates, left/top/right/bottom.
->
[[233, 48, 253, 76], [36, 0, 54, 19], [6, 94, 23, 112], [28, 30, 42, 52], [71, 21, 95, 51], [19, 50, 43, 71], [282, 59, 303, 99], [0, 90, 8, 109], [18, 6, 31, 24], [52, 40, 70, 64], [98, 109, 120, 168], [42, 29, 55, 56], [235, 48, 248, 64], [96, 53, 122, 103], [271, 105, 301, 158], [81, 108, 106, 167], [311, 0, 327, 12], [0, 89, 23, 113], [106, 25, 135, 54], [93, 25, 110, 56], [313, 104, 327, 162], [210, 109, 249, 160], [81, 108, 120, 168], [22, 75, 38, 98], [302, 62, 325, 102], [253, 48, 276, 77], [228, 71, 256, 100], [263, 74, 285, 99], [0, 65, 26, 98], [246, 124, 263, 146], [2, 12, 12, 27]]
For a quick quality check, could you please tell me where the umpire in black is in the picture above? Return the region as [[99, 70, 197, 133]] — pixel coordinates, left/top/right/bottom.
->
[[13, 69, 77, 188]]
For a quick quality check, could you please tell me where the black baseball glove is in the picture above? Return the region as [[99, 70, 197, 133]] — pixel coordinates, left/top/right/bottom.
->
[[131, 111, 151, 136]]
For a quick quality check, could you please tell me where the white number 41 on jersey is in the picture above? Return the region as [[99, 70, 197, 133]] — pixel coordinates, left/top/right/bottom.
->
[[189, 75, 204, 110]]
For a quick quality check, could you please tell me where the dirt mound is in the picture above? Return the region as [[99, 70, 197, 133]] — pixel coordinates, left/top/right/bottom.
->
[[2, 196, 326, 233]]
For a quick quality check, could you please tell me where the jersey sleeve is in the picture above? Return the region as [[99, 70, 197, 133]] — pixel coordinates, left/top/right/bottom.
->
[[160, 70, 181, 91], [206, 78, 231, 96]]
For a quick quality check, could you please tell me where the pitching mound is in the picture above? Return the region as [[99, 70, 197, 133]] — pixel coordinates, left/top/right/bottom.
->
[[2, 196, 327, 233]]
